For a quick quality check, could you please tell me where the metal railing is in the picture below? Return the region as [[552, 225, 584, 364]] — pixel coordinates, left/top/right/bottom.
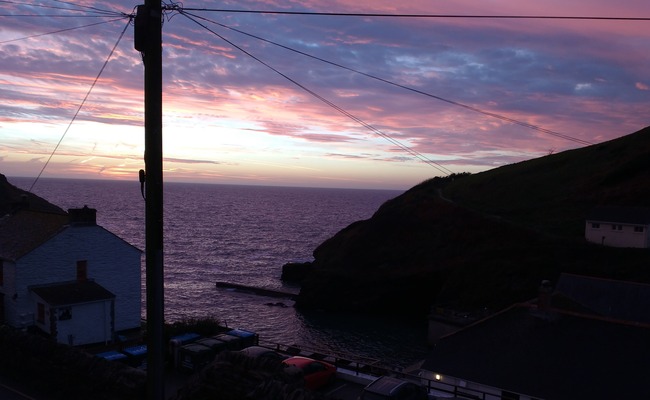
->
[[256, 339, 525, 400]]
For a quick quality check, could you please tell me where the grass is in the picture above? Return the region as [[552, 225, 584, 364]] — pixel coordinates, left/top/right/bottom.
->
[[442, 126, 650, 238], [300, 126, 650, 313]]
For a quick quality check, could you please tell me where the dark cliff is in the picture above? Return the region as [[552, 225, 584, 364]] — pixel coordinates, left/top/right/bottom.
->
[[0, 174, 66, 215], [294, 126, 650, 316]]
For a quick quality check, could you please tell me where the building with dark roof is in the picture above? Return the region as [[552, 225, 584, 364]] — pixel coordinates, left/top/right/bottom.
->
[[0, 199, 141, 346], [556, 273, 650, 324], [420, 275, 650, 400], [585, 205, 650, 248], [31, 280, 116, 345]]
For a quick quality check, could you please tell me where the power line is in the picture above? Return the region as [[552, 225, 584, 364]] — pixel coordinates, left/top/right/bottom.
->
[[179, 10, 454, 176], [0, 13, 117, 18], [183, 12, 593, 147], [0, 0, 124, 16], [28, 18, 131, 192], [2, 3, 629, 180], [177, 7, 650, 21], [0, 18, 126, 44], [50, 0, 125, 17]]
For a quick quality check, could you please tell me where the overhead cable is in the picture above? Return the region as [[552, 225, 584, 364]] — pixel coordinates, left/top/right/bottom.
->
[[50, 0, 125, 16], [28, 18, 131, 192], [177, 8, 650, 21], [0, 18, 126, 44], [180, 10, 454, 175], [0, 0, 123, 16], [185, 12, 593, 146], [0, 13, 119, 18]]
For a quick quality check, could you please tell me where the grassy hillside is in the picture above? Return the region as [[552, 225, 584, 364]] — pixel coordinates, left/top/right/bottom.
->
[[443, 126, 650, 238], [296, 126, 650, 315]]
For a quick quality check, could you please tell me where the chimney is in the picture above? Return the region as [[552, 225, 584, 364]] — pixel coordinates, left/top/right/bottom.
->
[[68, 205, 97, 226]]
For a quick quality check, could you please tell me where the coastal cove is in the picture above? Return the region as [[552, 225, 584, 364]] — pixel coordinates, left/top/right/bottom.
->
[[11, 177, 429, 367]]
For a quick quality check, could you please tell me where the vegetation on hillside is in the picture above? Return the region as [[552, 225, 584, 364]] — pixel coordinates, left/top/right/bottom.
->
[[295, 126, 650, 314], [444, 126, 650, 238]]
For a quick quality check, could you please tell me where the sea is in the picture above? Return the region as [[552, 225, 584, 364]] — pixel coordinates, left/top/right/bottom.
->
[[11, 177, 430, 367]]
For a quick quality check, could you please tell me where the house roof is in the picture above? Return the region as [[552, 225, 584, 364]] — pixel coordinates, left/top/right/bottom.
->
[[0, 207, 142, 262], [421, 304, 650, 399], [31, 280, 115, 306], [556, 273, 650, 324], [586, 205, 650, 224], [0, 174, 70, 261], [0, 209, 68, 261]]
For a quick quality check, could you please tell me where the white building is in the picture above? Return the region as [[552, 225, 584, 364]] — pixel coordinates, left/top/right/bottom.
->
[[585, 206, 650, 248], [0, 206, 142, 345]]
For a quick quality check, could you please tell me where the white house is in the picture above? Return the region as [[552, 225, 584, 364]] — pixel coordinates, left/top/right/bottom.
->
[[0, 205, 142, 346], [31, 280, 116, 346], [585, 206, 650, 248]]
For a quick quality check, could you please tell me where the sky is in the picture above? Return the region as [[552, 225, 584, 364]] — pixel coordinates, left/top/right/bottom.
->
[[0, 1, 648, 190]]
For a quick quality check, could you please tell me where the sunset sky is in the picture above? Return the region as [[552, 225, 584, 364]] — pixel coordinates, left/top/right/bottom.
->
[[1, 1, 648, 190]]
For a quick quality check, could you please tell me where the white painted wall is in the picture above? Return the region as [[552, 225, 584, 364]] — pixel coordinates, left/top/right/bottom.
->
[[32, 298, 113, 346], [11, 225, 141, 331], [54, 301, 113, 346], [585, 221, 650, 248]]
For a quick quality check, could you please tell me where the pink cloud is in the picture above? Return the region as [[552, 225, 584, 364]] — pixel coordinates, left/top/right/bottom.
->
[[1, 0, 648, 188]]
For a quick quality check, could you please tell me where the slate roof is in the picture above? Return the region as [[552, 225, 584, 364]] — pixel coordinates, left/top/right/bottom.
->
[[31, 280, 115, 306], [421, 305, 650, 400], [586, 205, 650, 224], [0, 209, 68, 261], [556, 273, 650, 324], [0, 174, 70, 261], [422, 305, 650, 400], [0, 207, 141, 262]]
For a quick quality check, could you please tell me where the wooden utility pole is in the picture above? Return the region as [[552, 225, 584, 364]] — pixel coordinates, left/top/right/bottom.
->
[[135, 2, 164, 399]]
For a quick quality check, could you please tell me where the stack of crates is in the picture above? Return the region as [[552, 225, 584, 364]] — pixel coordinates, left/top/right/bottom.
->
[[122, 344, 148, 369], [225, 329, 258, 348], [178, 342, 216, 372], [169, 332, 201, 368], [196, 336, 231, 353], [95, 350, 129, 363], [175, 328, 259, 372]]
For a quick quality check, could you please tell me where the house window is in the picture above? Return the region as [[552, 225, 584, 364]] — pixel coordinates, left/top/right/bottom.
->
[[76, 260, 87, 281], [634, 226, 645, 233], [611, 224, 622, 231], [37, 303, 45, 324], [591, 223, 600, 229]]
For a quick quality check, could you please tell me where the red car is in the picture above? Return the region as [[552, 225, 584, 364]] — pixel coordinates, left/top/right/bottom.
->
[[282, 356, 337, 390]]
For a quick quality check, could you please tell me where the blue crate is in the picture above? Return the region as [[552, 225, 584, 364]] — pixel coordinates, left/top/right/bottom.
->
[[96, 350, 128, 362]]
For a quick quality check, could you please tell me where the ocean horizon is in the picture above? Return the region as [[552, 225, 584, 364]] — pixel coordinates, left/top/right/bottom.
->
[[10, 176, 429, 367]]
